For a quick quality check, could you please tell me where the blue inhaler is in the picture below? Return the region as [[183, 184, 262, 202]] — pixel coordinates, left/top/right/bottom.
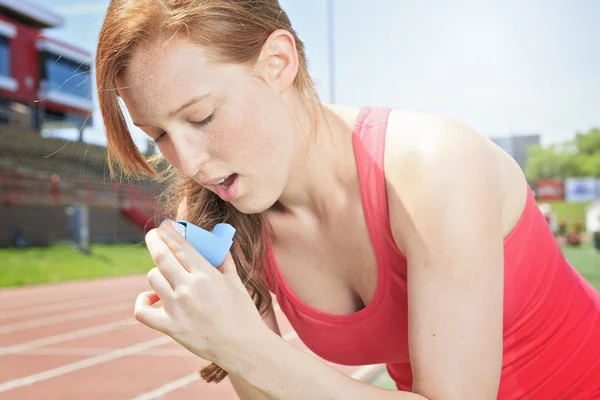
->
[[170, 220, 236, 267]]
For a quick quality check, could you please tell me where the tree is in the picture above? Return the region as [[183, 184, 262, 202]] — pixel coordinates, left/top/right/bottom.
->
[[573, 128, 600, 177], [524, 143, 581, 181], [525, 127, 600, 181]]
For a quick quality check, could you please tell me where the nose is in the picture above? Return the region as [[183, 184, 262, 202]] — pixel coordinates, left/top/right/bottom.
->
[[177, 150, 210, 179], [170, 137, 210, 179]]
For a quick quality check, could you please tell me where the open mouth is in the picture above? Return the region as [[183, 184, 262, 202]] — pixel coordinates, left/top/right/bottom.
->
[[215, 174, 237, 189], [213, 174, 239, 201]]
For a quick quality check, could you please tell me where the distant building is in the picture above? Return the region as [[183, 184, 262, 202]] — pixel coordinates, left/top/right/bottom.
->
[[490, 134, 540, 170], [0, 0, 92, 138]]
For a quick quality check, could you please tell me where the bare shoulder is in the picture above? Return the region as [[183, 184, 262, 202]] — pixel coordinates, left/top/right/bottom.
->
[[383, 109, 495, 173], [381, 110, 513, 398], [382, 109, 527, 253]]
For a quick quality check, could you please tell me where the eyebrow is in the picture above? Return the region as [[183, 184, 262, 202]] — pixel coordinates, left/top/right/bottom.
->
[[168, 93, 210, 117], [132, 93, 210, 127]]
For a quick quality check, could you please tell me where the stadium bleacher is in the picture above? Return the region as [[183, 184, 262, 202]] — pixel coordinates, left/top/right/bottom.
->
[[1, 125, 110, 179], [0, 127, 163, 247]]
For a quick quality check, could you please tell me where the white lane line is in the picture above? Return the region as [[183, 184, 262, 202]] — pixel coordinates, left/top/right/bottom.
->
[[350, 364, 384, 381], [0, 318, 138, 355], [10, 347, 190, 357], [0, 336, 173, 393], [133, 323, 300, 399], [0, 303, 132, 334], [0, 296, 134, 321], [131, 373, 199, 400], [0, 292, 123, 313], [131, 335, 379, 400]]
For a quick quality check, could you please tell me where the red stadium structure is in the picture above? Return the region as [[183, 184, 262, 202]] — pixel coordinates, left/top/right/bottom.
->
[[0, 0, 93, 135], [0, 1, 161, 249]]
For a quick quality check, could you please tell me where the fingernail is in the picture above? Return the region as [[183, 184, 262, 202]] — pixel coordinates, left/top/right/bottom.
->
[[166, 220, 186, 237]]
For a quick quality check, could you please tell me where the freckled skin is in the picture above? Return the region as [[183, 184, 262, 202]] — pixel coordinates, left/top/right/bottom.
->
[[117, 37, 299, 214]]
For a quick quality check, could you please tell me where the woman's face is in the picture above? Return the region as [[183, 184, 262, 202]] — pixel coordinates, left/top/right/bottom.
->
[[117, 37, 298, 214]]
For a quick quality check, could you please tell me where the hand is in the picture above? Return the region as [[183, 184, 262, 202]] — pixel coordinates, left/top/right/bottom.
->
[[135, 220, 267, 366]]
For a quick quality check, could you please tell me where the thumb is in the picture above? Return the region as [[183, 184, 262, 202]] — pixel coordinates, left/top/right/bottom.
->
[[134, 291, 169, 333]]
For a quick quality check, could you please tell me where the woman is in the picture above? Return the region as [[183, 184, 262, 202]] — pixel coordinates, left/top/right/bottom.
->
[[95, 1, 600, 399]]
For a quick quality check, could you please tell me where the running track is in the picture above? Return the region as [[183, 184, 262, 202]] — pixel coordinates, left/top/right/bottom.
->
[[0, 275, 384, 399]]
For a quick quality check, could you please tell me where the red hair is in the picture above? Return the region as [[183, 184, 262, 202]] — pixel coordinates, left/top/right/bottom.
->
[[96, 0, 322, 383]]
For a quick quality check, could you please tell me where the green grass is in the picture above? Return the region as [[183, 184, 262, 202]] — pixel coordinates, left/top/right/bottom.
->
[[537, 200, 590, 230], [0, 243, 154, 288], [561, 243, 600, 290], [371, 243, 600, 389]]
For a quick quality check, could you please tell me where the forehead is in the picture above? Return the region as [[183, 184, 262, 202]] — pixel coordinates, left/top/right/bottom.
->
[[116, 38, 237, 120]]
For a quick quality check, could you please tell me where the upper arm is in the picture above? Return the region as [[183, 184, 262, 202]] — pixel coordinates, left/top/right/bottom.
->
[[385, 112, 504, 399]]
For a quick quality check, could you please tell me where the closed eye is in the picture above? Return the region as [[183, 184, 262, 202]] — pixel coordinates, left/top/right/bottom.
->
[[154, 132, 166, 143], [153, 113, 215, 144], [191, 112, 215, 127]]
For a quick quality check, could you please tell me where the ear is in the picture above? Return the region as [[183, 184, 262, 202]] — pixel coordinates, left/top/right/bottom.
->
[[255, 29, 299, 94]]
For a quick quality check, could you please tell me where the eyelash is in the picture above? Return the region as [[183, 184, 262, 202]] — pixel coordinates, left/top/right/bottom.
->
[[154, 112, 216, 143], [192, 112, 215, 128]]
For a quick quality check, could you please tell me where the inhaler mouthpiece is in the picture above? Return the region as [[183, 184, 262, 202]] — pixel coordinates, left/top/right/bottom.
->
[[168, 220, 236, 267]]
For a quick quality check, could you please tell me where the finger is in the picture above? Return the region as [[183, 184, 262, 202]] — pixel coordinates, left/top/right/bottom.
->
[[134, 291, 170, 333], [147, 267, 172, 300], [157, 220, 216, 275], [217, 253, 238, 277], [147, 291, 161, 304], [145, 228, 188, 288]]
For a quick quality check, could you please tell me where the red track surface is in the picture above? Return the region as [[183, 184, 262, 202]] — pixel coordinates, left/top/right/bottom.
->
[[0, 275, 383, 399]]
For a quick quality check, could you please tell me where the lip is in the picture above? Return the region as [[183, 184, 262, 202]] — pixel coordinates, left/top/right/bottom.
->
[[213, 174, 239, 202], [200, 174, 232, 187]]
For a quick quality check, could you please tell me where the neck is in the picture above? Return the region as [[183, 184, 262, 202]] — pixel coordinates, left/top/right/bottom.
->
[[272, 94, 361, 223]]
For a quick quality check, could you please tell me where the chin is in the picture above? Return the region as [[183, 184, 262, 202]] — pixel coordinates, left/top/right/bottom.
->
[[230, 194, 277, 215]]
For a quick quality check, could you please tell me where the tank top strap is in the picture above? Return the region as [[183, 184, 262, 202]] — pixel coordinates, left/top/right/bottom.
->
[[352, 106, 396, 247]]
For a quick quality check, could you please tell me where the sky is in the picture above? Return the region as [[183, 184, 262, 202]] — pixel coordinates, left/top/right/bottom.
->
[[28, 0, 600, 152]]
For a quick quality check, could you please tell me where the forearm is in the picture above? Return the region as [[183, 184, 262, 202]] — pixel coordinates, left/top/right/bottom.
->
[[228, 303, 282, 400], [228, 374, 270, 400], [224, 328, 427, 400]]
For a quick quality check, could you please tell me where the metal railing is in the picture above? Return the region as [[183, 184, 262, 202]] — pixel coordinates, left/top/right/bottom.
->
[[0, 170, 162, 211]]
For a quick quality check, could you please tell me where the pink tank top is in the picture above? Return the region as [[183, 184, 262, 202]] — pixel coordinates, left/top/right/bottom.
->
[[264, 106, 600, 399]]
